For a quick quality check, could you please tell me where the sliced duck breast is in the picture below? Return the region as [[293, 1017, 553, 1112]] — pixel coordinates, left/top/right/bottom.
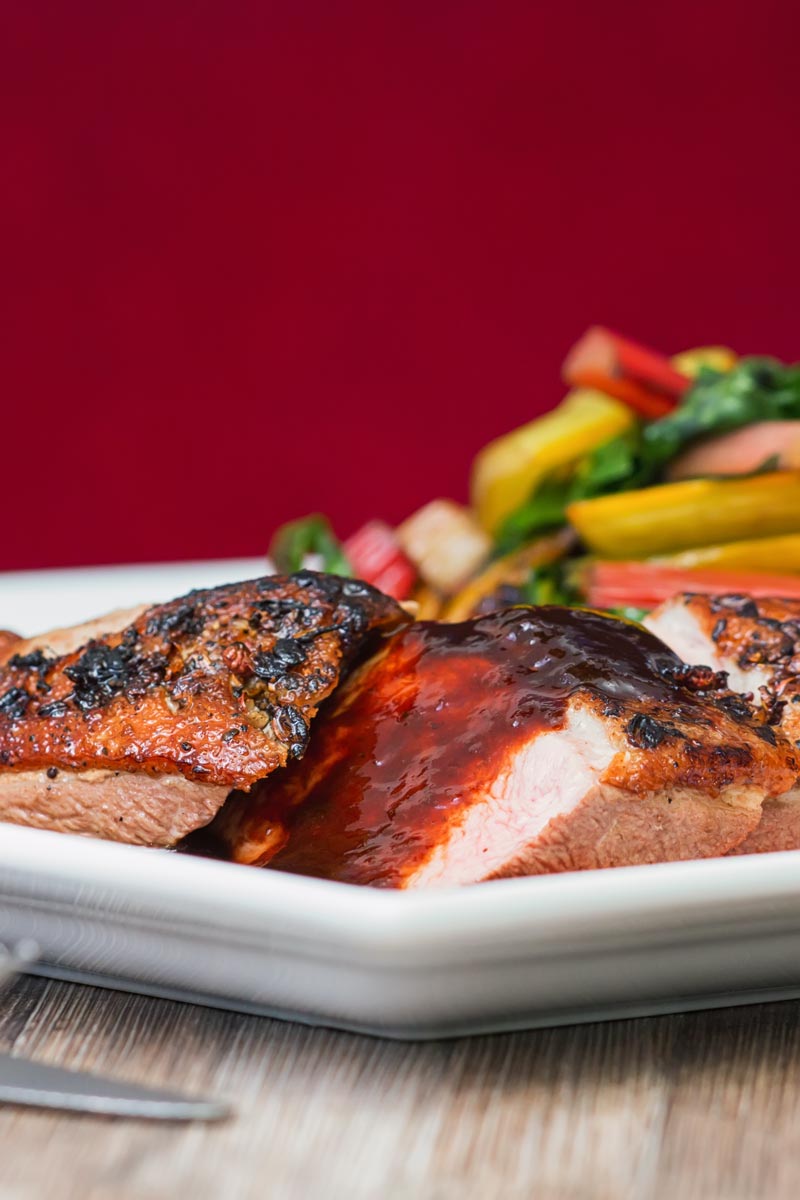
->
[[0, 573, 408, 847], [210, 607, 798, 886], [646, 594, 800, 855]]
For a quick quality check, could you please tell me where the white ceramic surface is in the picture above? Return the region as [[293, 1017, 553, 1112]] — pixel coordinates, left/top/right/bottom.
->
[[1, 562, 800, 1039], [0, 558, 266, 636]]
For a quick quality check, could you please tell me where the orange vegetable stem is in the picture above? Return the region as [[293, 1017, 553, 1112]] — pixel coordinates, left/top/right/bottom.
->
[[586, 560, 800, 610]]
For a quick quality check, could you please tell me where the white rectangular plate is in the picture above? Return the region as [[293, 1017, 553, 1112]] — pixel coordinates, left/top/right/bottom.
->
[[1, 561, 800, 1039]]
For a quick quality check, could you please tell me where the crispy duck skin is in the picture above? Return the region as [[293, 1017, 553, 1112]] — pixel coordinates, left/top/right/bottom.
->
[[646, 595, 800, 705], [209, 607, 799, 886], [0, 572, 408, 792], [646, 594, 800, 855]]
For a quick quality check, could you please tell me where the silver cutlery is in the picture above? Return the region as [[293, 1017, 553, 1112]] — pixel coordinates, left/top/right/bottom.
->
[[0, 944, 229, 1120]]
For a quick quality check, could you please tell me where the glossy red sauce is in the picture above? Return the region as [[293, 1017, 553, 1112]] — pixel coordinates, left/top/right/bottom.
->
[[259, 607, 689, 886]]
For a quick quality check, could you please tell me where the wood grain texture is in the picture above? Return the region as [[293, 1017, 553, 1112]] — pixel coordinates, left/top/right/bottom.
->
[[0, 978, 799, 1200]]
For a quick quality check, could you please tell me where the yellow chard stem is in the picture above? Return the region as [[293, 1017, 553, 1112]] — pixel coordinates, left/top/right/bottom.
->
[[471, 389, 634, 534], [567, 471, 800, 559], [652, 532, 800, 574]]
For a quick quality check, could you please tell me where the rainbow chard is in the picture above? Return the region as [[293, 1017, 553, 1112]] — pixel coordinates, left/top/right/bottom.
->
[[269, 515, 352, 576], [498, 355, 800, 553]]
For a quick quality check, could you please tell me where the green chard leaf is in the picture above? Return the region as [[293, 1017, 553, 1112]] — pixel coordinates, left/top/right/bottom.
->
[[520, 560, 584, 607], [269, 514, 353, 576], [607, 606, 650, 624], [493, 472, 574, 554], [641, 358, 800, 467], [570, 428, 651, 498]]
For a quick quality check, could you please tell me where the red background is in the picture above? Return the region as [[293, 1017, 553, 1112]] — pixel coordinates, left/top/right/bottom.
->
[[3, 1, 799, 570]]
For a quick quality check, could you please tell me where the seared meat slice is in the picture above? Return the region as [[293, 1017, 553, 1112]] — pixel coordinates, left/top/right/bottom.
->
[[646, 594, 800, 854], [0, 768, 228, 847], [209, 607, 798, 886], [0, 573, 407, 847]]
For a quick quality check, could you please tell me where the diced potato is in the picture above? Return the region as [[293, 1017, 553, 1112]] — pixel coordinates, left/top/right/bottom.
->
[[470, 389, 634, 534], [396, 500, 491, 595]]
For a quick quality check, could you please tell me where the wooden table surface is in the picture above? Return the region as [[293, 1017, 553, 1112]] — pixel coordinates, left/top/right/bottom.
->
[[1, 976, 799, 1200]]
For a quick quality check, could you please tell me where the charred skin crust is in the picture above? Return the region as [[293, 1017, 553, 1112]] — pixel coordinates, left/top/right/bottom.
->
[[650, 593, 800, 794], [0, 573, 408, 787], [144, 602, 204, 641], [711, 618, 728, 643], [715, 693, 757, 724], [625, 714, 679, 750], [683, 594, 800, 697], [64, 638, 169, 711], [665, 663, 731, 694], [6, 649, 52, 672], [620, 660, 781, 761], [0, 688, 30, 721]]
